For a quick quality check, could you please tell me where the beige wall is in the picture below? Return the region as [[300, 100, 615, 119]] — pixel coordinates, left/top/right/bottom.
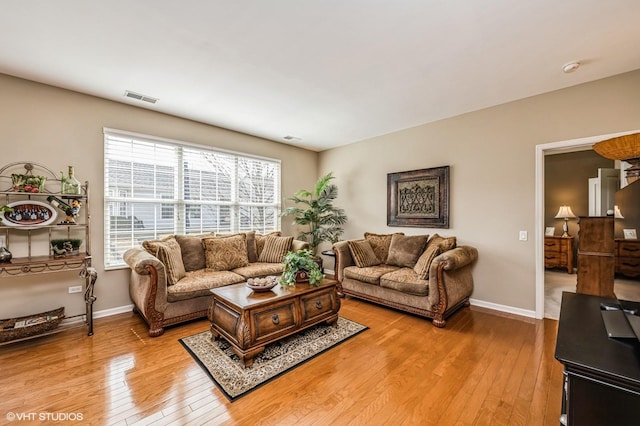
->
[[0, 73, 318, 318], [319, 70, 640, 312]]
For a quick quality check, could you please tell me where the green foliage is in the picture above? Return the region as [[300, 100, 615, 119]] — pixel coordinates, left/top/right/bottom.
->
[[50, 239, 83, 250], [280, 249, 324, 287], [0, 205, 12, 222], [281, 172, 348, 252]]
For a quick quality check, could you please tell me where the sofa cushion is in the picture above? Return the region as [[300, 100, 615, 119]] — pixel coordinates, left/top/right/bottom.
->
[[175, 233, 215, 272], [142, 235, 186, 285], [386, 234, 429, 268], [257, 235, 293, 263], [233, 262, 285, 279], [344, 264, 400, 285], [166, 269, 245, 302], [364, 232, 404, 263], [380, 268, 429, 297], [413, 245, 441, 280], [348, 240, 381, 268], [256, 231, 282, 258], [203, 234, 249, 271]]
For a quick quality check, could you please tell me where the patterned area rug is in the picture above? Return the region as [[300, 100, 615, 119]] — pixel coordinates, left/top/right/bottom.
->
[[179, 317, 368, 401]]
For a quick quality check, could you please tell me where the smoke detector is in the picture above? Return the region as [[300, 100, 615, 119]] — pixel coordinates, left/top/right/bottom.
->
[[562, 62, 580, 74]]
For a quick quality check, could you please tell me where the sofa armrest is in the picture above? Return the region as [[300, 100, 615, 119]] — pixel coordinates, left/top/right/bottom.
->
[[332, 240, 354, 283], [123, 247, 169, 321], [291, 239, 310, 252], [428, 245, 478, 314]]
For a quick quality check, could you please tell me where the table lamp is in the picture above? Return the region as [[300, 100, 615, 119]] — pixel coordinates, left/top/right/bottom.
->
[[555, 205, 576, 237]]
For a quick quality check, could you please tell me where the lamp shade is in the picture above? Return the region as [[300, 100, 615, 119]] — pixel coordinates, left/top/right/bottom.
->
[[593, 133, 640, 160], [555, 206, 576, 219]]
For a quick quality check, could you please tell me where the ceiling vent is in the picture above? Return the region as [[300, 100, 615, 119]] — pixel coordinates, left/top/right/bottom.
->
[[124, 90, 158, 104]]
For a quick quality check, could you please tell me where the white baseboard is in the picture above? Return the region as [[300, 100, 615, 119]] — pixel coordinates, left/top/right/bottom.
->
[[469, 298, 536, 319], [94, 304, 134, 319]]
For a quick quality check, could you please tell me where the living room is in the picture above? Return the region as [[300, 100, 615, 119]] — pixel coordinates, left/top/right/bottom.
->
[[2, 2, 640, 425]]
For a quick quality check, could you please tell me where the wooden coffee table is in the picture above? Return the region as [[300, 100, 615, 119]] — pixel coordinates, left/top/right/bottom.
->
[[208, 278, 340, 367]]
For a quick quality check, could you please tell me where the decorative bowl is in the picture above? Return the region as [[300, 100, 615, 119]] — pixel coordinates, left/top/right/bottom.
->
[[246, 276, 279, 292]]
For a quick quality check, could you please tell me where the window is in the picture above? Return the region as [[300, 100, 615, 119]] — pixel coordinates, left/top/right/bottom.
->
[[104, 129, 281, 268]]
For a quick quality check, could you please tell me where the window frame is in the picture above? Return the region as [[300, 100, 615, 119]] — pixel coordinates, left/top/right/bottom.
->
[[103, 128, 281, 269]]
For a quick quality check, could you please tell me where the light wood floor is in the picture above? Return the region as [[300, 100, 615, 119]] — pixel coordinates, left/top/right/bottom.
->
[[0, 299, 563, 425]]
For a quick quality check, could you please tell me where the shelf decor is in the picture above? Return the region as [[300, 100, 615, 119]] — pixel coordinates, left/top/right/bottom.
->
[[387, 166, 450, 228], [1, 200, 57, 227]]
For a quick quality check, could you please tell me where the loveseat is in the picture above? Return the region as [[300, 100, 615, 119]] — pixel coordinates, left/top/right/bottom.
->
[[333, 232, 478, 327], [123, 231, 307, 336]]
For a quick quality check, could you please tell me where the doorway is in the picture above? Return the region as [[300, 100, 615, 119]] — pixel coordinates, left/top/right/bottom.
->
[[535, 130, 640, 319]]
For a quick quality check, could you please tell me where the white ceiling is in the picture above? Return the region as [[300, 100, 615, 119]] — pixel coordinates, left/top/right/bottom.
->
[[2, 1, 640, 151]]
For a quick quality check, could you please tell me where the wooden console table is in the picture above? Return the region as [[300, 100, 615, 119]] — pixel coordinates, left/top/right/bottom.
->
[[208, 279, 340, 367], [555, 292, 640, 425]]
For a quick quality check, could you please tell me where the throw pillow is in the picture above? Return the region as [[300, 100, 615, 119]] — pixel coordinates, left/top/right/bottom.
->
[[216, 231, 258, 263], [202, 234, 249, 271], [142, 236, 186, 285], [364, 232, 405, 263], [175, 233, 214, 271], [413, 245, 441, 280], [348, 240, 381, 268], [429, 233, 457, 252], [257, 235, 294, 263], [256, 231, 282, 258], [386, 234, 429, 268]]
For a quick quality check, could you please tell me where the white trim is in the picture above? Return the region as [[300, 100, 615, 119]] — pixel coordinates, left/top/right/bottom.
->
[[470, 298, 535, 319], [534, 129, 640, 319], [94, 304, 135, 319]]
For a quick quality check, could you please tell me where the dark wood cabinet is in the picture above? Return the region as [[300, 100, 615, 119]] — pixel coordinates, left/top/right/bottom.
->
[[615, 239, 640, 278], [577, 216, 615, 297], [544, 236, 574, 273], [555, 292, 640, 426]]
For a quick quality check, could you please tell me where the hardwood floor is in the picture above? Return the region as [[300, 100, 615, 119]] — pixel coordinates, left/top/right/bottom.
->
[[0, 299, 563, 425]]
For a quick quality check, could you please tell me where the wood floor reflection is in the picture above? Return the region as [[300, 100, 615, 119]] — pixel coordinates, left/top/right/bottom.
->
[[0, 299, 562, 425]]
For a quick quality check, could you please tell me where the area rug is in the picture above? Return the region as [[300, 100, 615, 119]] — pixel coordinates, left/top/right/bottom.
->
[[179, 317, 367, 401]]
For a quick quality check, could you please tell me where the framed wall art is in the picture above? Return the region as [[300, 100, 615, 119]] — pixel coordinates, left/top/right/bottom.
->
[[387, 166, 449, 228]]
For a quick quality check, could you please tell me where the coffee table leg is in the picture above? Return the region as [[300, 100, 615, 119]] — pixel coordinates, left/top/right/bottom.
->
[[235, 346, 265, 368], [210, 326, 220, 340]]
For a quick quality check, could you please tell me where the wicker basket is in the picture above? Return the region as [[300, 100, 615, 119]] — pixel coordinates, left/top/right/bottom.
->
[[593, 133, 640, 160], [0, 307, 65, 343]]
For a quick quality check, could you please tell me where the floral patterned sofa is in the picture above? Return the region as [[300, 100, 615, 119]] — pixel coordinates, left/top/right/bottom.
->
[[333, 232, 478, 327], [123, 231, 307, 336]]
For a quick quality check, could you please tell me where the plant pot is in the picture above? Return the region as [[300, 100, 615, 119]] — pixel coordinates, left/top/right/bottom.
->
[[295, 270, 310, 283]]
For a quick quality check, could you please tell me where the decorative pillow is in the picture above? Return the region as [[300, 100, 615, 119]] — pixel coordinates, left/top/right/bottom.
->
[[245, 231, 258, 263], [257, 235, 294, 263], [202, 234, 249, 271], [364, 232, 405, 263], [216, 231, 258, 263], [348, 240, 381, 268], [413, 245, 441, 280], [429, 233, 457, 252], [142, 236, 186, 285], [386, 234, 429, 268], [175, 233, 214, 271], [256, 231, 282, 258]]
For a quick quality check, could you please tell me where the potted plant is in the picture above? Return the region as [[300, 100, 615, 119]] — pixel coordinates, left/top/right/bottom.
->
[[281, 172, 348, 254], [280, 249, 324, 287]]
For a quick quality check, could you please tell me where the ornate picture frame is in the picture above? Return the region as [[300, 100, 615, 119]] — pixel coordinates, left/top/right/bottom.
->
[[387, 166, 449, 228]]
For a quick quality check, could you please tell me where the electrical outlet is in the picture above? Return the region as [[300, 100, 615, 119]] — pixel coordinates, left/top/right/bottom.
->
[[68, 285, 83, 294], [519, 231, 528, 241]]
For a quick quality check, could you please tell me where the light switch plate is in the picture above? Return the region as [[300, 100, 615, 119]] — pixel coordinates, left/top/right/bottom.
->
[[519, 231, 528, 241]]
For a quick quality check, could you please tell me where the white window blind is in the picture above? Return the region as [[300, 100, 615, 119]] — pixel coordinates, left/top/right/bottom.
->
[[104, 129, 281, 268]]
